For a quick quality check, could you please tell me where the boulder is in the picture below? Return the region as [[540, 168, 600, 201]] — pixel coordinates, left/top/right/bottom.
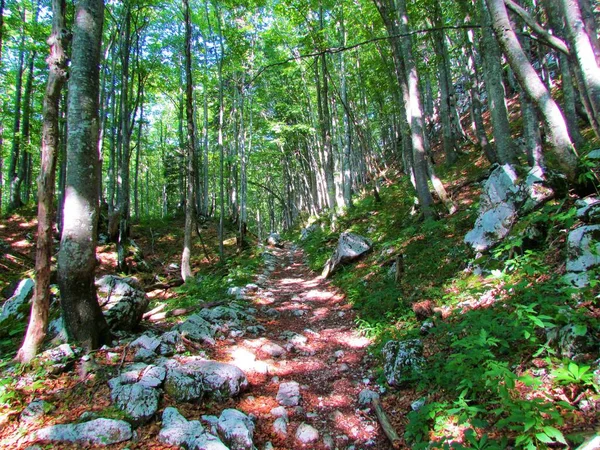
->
[[382, 339, 425, 386], [130, 331, 184, 361], [97, 275, 149, 332], [217, 409, 255, 450], [159, 407, 228, 450], [164, 357, 248, 402], [34, 418, 132, 446], [0, 278, 34, 327], [547, 324, 598, 361], [564, 225, 600, 288], [465, 165, 558, 252], [300, 224, 319, 241], [322, 232, 372, 278], [267, 233, 283, 248], [465, 165, 521, 252], [175, 314, 216, 345], [276, 381, 300, 407], [108, 364, 165, 424]]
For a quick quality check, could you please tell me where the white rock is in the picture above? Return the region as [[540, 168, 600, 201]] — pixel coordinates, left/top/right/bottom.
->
[[217, 409, 255, 450], [272, 417, 288, 438], [358, 389, 379, 407], [0, 278, 34, 324], [295, 423, 319, 444], [276, 381, 300, 407], [35, 418, 132, 445], [270, 406, 288, 419], [322, 232, 372, 278]]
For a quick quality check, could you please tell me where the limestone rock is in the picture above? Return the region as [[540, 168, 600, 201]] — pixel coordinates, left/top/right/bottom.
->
[[565, 225, 600, 287], [21, 400, 54, 424], [267, 233, 283, 247], [35, 418, 132, 446], [276, 381, 300, 407], [175, 314, 216, 345], [464, 164, 521, 252], [295, 423, 319, 445], [300, 224, 319, 241], [159, 407, 228, 450], [217, 409, 255, 450], [108, 364, 165, 424], [164, 357, 248, 402], [97, 275, 149, 332], [322, 232, 372, 278], [382, 339, 425, 386], [0, 278, 34, 326], [272, 417, 287, 438], [37, 343, 77, 374], [357, 389, 379, 407]]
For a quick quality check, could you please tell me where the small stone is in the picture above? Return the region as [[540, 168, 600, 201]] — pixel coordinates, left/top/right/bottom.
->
[[270, 406, 288, 419], [21, 400, 54, 424], [260, 342, 286, 358], [323, 433, 335, 449], [272, 417, 288, 438], [339, 363, 349, 372], [264, 442, 274, 450], [358, 389, 379, 407], [411, 398, 426, 411], [276, 382, 301, 407], [334, 350, 344, 359], [293, 310, 306, 317], [295, 423, 319, 444]]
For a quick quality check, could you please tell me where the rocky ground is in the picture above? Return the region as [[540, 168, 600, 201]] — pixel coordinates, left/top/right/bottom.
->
[[5, 242, 391, 449]]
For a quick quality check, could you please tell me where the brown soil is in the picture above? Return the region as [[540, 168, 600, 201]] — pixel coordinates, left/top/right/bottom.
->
[[2, 240, 395, 449]]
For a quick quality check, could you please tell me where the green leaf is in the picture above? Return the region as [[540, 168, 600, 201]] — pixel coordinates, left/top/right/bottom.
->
[[535, 432, 554, 444], [542, 426, 567, 445], [572, 324, 587, 336]]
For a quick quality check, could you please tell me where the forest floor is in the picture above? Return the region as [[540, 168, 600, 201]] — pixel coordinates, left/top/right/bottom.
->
[[207, 242, 388, 449], [0, 210, 399, 449]]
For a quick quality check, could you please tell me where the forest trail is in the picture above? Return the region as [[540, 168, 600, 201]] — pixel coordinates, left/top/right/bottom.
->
[[214, 242, 387, 449]]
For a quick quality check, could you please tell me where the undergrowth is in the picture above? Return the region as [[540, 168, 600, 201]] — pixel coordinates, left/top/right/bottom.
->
[[296, 174, 600, 448]]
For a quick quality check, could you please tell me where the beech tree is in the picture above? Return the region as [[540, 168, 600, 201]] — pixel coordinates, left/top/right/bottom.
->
[[17, 0, 68, 363], [486, 0, 579, 178], [57, 0, 110, 350]]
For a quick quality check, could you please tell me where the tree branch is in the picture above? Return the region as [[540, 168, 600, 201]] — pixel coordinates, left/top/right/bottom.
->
[[504, 0, 570, 55], [250, 24, 482, 85]]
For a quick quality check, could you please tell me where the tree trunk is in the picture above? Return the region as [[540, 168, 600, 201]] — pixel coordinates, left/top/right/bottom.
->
[[395, 0, 435, 218], [479, 0, 514, 165], [7, 15, 26, 213], [0, 0, 5, 214], [486, 0, 579, 180], [116, 4, 131, 272], [561, 0, 600, 139], [181, 0, 196, 281], [16, 52, 36, 206], [58, 0, 110, 351], [17, 0, 68, 364]]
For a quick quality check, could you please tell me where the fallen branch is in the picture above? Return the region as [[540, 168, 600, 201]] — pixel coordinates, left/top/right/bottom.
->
[[145, 300, 226, 322], [142, 303, 166, 319], [180, 334, 205, 352], [145, 279, 184, 292], [371, 397, 402, 449]]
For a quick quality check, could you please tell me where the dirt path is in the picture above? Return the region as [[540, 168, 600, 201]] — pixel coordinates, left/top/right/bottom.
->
[[214, 243, 389, 449]]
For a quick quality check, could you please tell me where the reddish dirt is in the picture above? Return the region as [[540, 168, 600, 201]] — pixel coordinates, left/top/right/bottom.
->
[[208, 243, 388, 449], [3, 241, 395, 450]]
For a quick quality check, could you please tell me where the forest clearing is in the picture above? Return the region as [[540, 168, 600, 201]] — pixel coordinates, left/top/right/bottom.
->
[[1, 0, 600, 448]]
